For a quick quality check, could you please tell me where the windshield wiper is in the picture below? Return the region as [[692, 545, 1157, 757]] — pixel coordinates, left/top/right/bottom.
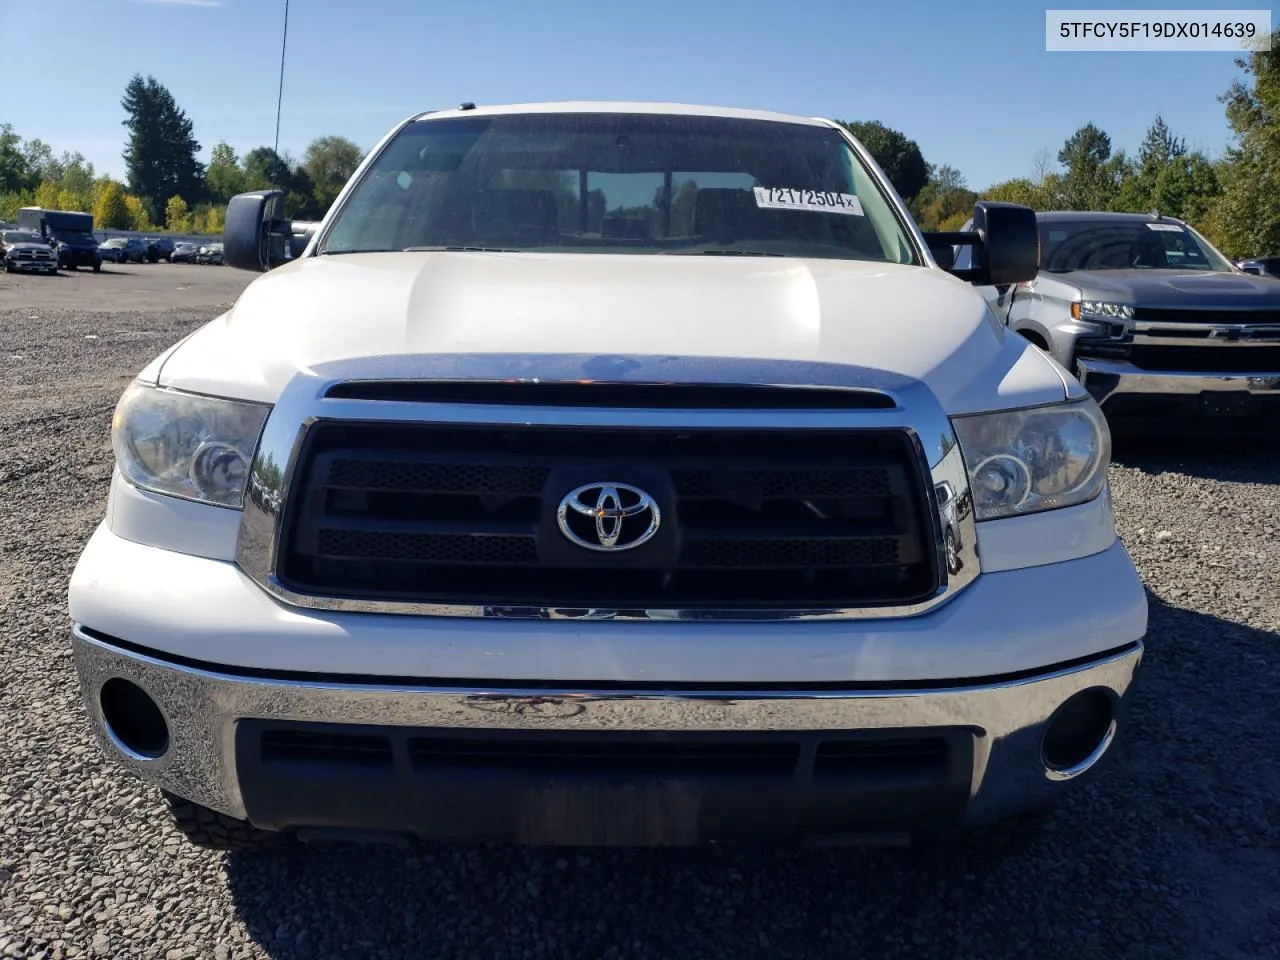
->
[[675, 249, 784, 257], [402, 245, 519, 253]]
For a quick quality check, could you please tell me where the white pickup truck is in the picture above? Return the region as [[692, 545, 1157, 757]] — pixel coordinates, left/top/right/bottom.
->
[[68, 102, 1147, 851]]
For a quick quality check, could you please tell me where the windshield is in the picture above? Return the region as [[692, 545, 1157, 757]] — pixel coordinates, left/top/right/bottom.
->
[[1040, 218, 1235, 273], [102, 239, 125, 247], [318, 113, 918, 264], [3, 232, 41, 243]]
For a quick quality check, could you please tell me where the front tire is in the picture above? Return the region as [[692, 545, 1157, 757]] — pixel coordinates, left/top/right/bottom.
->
[[93, 261, 101, 273], [163, 792, 283, 852]]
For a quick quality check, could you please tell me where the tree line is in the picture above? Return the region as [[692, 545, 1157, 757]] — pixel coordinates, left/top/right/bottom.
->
[[0, 74, 363, 235], [844, 32, 1278, 259], [2, 35, 1277, 256]]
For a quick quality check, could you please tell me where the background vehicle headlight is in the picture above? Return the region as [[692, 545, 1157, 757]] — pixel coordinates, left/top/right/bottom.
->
[[1071, 301, 1134, 321], [953, 401, 1110, 520], [111, 382, 270, 508]]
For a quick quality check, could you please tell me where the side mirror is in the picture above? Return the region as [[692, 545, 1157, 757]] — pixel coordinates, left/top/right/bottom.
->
[[921, 201, 1039, 286], [223, 190, 292, 272], [972, 201, 1039, 286]]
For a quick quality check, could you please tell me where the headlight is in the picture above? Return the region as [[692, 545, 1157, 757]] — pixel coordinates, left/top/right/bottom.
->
[[1071, 301, 1134, 321], [952, 400, 1109, 520], [111, 382, 270, 508]]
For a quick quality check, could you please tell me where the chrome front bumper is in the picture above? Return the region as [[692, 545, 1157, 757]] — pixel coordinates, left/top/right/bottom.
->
[[1077, 356, 1280, 405], [73, 627, 1144, 840]]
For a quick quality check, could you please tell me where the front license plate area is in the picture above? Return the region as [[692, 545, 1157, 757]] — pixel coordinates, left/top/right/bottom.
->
[[515, 780, 704, 846], [1199, 392, 1255, 416]]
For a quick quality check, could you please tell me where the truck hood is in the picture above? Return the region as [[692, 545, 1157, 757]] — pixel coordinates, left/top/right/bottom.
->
[[1059, 268, 1280, 309], [155, 251, 1069, 414]]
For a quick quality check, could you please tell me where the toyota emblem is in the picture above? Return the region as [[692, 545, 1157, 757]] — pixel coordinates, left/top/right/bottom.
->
[[556, 483, 661, 552]]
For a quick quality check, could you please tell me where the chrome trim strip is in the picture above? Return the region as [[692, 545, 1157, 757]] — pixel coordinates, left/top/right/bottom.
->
[[1076, 356, 1280, 403], [235, 363, 979, 622], [71, 626, 1143, 824]]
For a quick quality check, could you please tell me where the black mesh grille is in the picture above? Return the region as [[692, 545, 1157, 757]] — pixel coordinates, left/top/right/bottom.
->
[[276, 419, 939, 609], [316, 529, 539, 564], [1128, 344, 1280, 373], [681, 537, 900, 569], [1133, 307, 1280, 325], [327, 459, 549, 495], [672, 467, 891, 498]]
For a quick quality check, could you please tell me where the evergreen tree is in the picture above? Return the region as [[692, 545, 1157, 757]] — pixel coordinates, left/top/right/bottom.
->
[[121, 74, 205, 215]]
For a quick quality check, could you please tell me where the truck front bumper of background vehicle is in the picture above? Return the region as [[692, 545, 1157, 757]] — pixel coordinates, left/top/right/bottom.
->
[[1077, 356, 1280, 411], [71, 627, 1144, 845]]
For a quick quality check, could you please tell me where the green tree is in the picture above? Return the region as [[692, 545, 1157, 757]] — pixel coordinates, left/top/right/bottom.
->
[[121, 74, 205, 213], [34, 179, 60, 210], [1056, 123, 1125, 209], [1138, 114, 1186, 171], [0, 124, 27, 193], [0, 193, 31, 221], [205, 141, 244, 203], [165, 194, 191, 231], [911, 164, 978, 230], [190, 203, 226, 235], [241, 146, 293, 190], [21, 139, 60, 185], [1207, 29, 1280, 257], [303, 135, 363, 211], [981, 176, 1057, 209], [93, 180, 131, 229], [202, 203, 225, 234], [837, 120, 929, 201], [239, 147, 324, 218], [124, 194, 154, 231], [57, 153, 95, 211]]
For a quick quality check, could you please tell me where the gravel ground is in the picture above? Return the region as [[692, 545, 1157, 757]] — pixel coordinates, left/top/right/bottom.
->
[[1, 297, 1278, 960]]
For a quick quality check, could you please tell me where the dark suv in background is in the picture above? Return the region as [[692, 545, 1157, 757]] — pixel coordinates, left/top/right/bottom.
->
[[146, 237, 176, 262]]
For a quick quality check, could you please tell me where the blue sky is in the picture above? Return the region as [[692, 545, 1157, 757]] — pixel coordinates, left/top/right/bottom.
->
[[0, 0, 1260, 190]]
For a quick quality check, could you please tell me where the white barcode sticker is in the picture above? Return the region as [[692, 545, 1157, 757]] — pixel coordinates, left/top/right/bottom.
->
[[754, 187, 864, 215], [1146, 222, 1184, 232]]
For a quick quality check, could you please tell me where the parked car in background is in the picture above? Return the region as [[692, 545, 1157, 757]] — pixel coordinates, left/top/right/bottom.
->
[[960, 210, 1280, 423], [1, 230, 58, 274], [1236, 255, 1280, 278], [195, 242, 224, 265], [146, 237, 175, 262], [171, 242, 200, 263], [99, 238, 149, 264]]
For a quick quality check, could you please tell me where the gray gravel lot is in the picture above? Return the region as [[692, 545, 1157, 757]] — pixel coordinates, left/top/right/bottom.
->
[[0, 263, 253, 312], [1, 277, 1278, 959]]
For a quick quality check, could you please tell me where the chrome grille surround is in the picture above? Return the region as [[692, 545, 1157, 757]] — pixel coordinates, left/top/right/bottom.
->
[[234, 354, 981, 622]]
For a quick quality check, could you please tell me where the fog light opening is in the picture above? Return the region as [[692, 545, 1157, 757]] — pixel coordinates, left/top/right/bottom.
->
[[1042, 688, 1115, 781], [100, 678, 170, 760]]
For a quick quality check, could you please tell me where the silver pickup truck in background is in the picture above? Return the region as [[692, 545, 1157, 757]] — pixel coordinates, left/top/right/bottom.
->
[[958, 210, 1280, 423]]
